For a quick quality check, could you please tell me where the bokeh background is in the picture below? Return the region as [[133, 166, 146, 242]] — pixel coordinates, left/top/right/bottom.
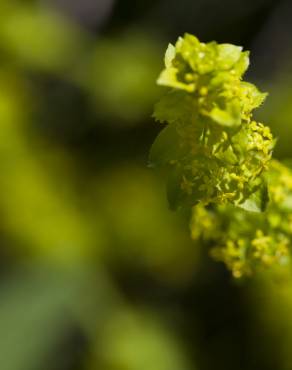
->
[[1, 0, 292, 369]]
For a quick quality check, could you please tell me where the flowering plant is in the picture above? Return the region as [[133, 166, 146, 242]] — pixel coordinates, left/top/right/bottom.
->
[[150, 34, 292, 277]]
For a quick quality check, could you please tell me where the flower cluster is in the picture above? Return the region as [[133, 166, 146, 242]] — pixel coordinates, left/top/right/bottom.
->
[[150, 34, 274, 211], [191, 160, 292, 278]]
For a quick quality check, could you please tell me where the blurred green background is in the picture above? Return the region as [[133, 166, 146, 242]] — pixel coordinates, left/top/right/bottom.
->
[[1, 0, 292, 369]]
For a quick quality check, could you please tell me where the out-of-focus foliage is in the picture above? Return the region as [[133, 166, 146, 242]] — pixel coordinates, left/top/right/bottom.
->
[[82, 32, 162, 125], [257, 76, 292, 159], [88, 308, 192, 370], [0, 268, 108, 370], [0, 3, 163, 127], [0, 2, 199, 370], [90, 165, 198, 283], [0, 72, 98, 263], [1, 1, 292, 370], [151, 34, 273, 211], [248, 266, 292, 370], [0, 5, 87, 74]]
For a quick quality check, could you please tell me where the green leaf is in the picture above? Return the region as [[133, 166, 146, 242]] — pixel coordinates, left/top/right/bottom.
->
[[237, 182, 269, 213], [209, 100, 241, 127], [214, 144, 238, 165], [233, 51, 250, 76], [217, 44, 242, 70], [157, 68, 194, 92], [148, 124, 180, 168], [153, 90, 193, 125], [241, 82, 268, 111], [164, 43, 176, 68]]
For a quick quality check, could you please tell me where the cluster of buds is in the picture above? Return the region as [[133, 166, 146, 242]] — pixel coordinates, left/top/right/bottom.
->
[[150, 34, 274, 211]]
